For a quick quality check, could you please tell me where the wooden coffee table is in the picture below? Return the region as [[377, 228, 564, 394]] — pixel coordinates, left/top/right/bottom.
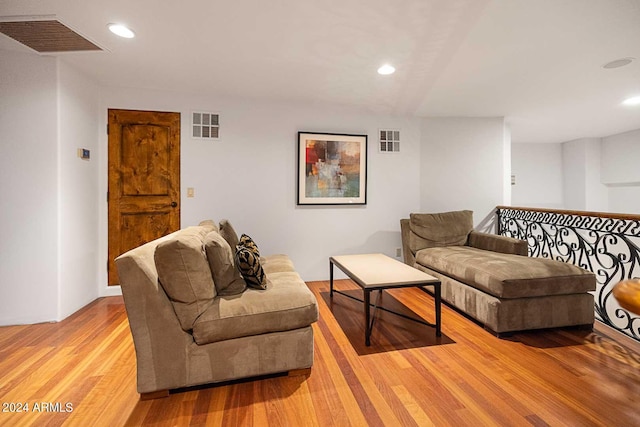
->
[[329, 253, 441, 346]]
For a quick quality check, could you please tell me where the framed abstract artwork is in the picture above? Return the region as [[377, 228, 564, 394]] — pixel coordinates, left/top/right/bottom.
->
[[297, 131, 367, 205]]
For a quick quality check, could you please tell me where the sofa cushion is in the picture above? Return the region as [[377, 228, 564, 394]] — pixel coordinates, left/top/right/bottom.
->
[[415, 246, 596, 299], [204, 231, 246, 296], [261, 254, 296, 274], [154, 226, 216, 331], [198, 219, 220, 233], [192, 264, 319, 344], [219, 219, 239, 251], [409, 210, 473, 253], [236, 245, 270, 290]]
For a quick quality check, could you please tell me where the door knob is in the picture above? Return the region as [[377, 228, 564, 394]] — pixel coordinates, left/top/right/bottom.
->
[[171, 201, 177, 207]]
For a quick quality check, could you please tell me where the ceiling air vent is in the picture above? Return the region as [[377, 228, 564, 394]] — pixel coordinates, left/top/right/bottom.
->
[[379, 129, 400, 153], [0, 17, 103, 53], [192, 112, 220, 140]]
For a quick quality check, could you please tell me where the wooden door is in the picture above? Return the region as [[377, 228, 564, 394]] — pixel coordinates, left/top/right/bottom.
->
[[108, 109, 181, 285]]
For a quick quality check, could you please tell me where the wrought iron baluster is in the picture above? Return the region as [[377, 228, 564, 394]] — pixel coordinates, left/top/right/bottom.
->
[[496, 207, 640, 341]]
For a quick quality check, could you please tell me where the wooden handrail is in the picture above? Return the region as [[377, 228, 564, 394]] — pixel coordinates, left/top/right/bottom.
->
[[496, 206, 640, 222]]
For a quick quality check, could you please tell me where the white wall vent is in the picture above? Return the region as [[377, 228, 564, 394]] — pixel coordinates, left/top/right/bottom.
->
[[192, 112, 219, 140], [379, 129, 400, 152]]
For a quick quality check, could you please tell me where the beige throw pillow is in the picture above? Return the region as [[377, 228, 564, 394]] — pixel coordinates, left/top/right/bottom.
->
[[219, 219, 239, 251], [409, 210, 474, 253], [204, 231, 247, 296], [155, 227, 216, 331], [198, 219, 220, 233]]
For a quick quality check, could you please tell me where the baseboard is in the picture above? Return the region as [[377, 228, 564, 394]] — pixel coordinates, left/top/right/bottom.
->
[[100, 285, 122, 297]]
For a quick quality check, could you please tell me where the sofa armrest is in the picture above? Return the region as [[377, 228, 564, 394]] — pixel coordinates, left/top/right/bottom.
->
[[468, 230, 528, 256], [115, 239, 193, 394], [400, 219, 416, 265]]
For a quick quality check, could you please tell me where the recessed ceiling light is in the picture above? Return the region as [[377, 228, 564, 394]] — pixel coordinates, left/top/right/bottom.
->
[[377, 64, 395, 75], [603, 57, 634, 69], [108, 23, 135, 39], [622, 95, 640, 106]]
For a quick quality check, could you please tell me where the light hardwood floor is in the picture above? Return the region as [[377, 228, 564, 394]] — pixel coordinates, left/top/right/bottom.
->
[[1, 280, 638, 426]]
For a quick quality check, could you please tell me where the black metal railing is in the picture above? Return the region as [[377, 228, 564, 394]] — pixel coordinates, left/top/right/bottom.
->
[[496, 206, 640, 341]]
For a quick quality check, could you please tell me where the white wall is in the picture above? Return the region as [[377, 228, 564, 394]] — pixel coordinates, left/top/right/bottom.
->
[[602, 129, 640, 214], [562, 138, 607, 212], [57, 60, 100, 319], [98, 86, 422, 283], [511, 143, 563, 208], [0, 51, 100, 325], [0, 52, 509, 323], [562, 139, 586, 210], [608, 186, 640, 214], [601, 129, 640, 184], [419, 117, 509, 224], [503, 124, 512, 207], [0, 50, 59, 324], [513, 130, 640, 215], [583, 138, 608, 212]]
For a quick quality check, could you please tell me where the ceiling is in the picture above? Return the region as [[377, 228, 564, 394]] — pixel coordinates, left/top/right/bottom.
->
[[1, 0, 639, 144]]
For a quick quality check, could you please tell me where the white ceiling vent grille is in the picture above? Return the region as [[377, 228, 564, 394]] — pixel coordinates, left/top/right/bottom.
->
[[192, 112, 219, 140], [379, 129, 400, 152]]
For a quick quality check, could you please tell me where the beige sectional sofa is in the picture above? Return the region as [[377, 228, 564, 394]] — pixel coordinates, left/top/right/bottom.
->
[[115, 220, 318, 398], [401, 210, 596, 335]]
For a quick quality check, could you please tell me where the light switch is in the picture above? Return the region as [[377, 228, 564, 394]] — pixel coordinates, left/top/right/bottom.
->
[[187, 187, 195, 198], [77, 148, 90, 160]]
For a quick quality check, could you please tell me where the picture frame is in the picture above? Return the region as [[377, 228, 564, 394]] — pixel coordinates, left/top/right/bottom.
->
[[297, 131, 367, 205]]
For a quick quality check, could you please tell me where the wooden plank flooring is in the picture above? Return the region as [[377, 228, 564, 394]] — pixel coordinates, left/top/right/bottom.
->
[[0, 279, 638, 426]]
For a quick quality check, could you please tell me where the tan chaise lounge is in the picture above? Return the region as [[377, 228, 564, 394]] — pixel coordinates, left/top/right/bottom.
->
[[400, 210, 596, 335], [115, 221, 318, 398]]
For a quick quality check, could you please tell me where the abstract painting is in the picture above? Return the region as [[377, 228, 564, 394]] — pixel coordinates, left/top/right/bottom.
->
[[297, 132, 367, 205]]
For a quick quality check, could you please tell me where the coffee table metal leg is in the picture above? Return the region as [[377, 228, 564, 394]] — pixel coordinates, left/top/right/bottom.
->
[[364, 289, 371, 346], [329, 260, 334, 298], [435, 284, 442, 337]]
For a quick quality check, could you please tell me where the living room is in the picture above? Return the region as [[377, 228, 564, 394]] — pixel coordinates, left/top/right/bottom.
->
[[1, 0, 639, 425]]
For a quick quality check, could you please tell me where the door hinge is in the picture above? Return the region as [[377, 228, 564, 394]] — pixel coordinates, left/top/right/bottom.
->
[[107, 124, 109, 134], [107, 259, 110, 272], [107, 191, 109, 203]]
